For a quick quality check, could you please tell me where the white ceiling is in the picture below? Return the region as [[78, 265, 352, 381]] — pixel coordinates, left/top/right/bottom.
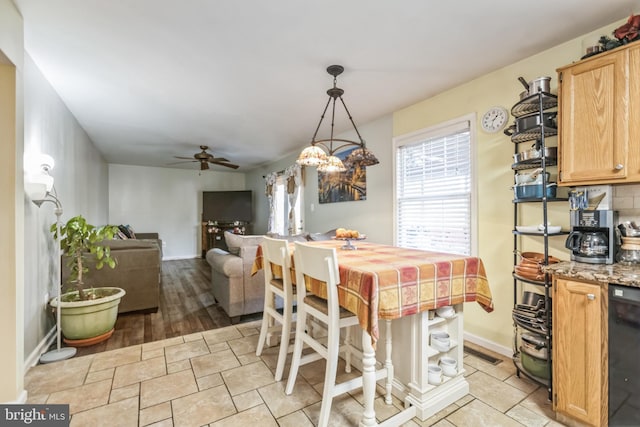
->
[[14, 1, 637, 171]]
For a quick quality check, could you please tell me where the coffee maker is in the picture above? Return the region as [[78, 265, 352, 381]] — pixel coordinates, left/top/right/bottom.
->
[[565, 210, 618, 264]]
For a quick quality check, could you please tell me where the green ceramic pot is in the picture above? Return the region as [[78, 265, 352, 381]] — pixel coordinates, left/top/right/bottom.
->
[[50, 287, 125, 340]]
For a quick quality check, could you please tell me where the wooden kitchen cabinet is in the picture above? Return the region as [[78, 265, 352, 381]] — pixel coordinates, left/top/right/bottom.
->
[[626, 43, 640, 182], [557, 42, 640, 185], [553, 278, 608, 427]]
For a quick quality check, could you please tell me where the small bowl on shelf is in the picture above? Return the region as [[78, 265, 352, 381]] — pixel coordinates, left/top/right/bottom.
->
[[430, 332, 451, 352], [428, 364, 442, 385], [435, 305, 455, 319], [439, 356, 458, 377]]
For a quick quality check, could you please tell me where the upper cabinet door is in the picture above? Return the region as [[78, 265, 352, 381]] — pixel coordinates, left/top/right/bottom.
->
[[557, 48, 629, 185], [626, 43, 640, 182]]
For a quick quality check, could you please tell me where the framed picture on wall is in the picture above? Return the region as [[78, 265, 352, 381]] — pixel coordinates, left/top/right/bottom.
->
[[318, 147, 367, 204]]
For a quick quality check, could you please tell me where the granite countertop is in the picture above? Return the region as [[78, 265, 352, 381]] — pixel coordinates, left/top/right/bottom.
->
[[543, 261, 640, 288]]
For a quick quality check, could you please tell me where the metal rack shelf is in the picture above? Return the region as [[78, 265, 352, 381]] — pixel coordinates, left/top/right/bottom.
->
[[510, 126, 558, 144], [511, 158, 557, 171], [512, 197, 568, 203], [512, 273, 547, 287], [513, 230, 569, 237], [511, 92, 557, 118], [511, 88, 559, 401]]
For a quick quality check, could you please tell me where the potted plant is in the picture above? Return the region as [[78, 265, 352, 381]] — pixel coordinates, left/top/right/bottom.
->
[[49, 215, 126, 344]]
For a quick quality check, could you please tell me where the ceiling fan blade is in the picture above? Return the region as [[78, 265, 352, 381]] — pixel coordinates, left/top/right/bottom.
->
[[211, 161, 239, 169], [173, 146, 238, 170], [208, 156, 230, 162], [167, 160, 198, 165]]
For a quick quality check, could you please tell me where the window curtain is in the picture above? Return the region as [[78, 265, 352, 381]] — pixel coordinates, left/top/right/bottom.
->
[[265, 172, 278, 234], [284, 164, 302, 235]]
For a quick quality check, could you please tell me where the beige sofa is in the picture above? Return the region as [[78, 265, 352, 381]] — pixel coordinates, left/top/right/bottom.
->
[[205, 233, 265, 323], [62, 235, 162, 313], [205, 231, 332, 322]]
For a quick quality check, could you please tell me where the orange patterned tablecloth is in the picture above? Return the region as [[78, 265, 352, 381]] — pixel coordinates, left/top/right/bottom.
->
[[252, 240, 493, 347]]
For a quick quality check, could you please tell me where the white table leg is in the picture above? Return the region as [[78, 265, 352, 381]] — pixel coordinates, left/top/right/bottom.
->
[[384, 319, 393, 404], [360, 329, 378, 427]]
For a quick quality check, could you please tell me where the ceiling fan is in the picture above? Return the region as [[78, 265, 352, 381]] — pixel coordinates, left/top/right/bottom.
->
[[171, 145, 239, 170]]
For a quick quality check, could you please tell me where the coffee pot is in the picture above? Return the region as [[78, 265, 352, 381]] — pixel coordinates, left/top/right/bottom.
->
[[579, 232, 608, 256], [565, 230, 609, 257], [567, 210, 618, 264]]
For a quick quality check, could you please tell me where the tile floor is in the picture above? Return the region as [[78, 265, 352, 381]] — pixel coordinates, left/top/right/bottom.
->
[[24, 321, 565, 426]]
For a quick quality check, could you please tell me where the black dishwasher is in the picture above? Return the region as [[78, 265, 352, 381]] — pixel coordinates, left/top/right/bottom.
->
[[608, 284, 640, 426]]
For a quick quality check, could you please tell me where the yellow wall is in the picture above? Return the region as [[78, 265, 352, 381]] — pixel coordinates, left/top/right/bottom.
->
[[0, 0, 24, 402], [393, 20, 624, 350]]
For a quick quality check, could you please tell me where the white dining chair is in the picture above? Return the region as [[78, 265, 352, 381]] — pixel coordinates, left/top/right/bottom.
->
[[285, 241, 361, 427], [255, 236, 296, 381]]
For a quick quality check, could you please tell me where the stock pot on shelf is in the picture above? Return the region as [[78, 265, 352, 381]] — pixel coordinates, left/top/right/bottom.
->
[[513, 182, 557, 200], [517, 76, 552, 96], [512, 145, 557, 164]]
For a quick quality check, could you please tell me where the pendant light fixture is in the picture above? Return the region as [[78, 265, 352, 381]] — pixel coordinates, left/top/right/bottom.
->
[[297, 65, 379, 172]]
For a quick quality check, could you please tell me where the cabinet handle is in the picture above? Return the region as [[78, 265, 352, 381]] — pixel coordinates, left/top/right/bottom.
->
[[615, 163, 624, 170], [587, 293, 595, 301]]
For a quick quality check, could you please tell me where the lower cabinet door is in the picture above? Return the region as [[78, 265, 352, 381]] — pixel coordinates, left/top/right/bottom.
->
[[553, 278, 605, 426]]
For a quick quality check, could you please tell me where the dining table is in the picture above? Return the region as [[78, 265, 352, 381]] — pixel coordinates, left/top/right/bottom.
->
[[252, 239, 493, 426]]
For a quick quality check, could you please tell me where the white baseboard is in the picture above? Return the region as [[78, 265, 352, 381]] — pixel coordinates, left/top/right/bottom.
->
[[25, 326, 56, 372], [463, 331, 512, 358]]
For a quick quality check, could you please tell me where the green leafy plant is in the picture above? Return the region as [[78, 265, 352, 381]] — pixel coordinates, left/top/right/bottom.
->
[[50, 215, 119, 300]]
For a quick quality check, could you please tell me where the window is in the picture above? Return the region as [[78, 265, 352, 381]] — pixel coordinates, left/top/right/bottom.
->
[[272, 174, 287, 234], [393, 116, 476, 255], [271, 172, 303, 235]]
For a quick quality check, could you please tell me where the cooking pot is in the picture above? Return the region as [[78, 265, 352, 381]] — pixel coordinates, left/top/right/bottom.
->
[[514, 168, 551, 184], [513, 145, 557, 164], [521, 291, 545, 307], [517, 251, 561, 266], [513, 182, 557, 199], [518, 76, 552, 96], [504, 112, 557, 136], [529, 76, 551, 94], [520, 347, 550, 379], [522, 334, 548, 359]]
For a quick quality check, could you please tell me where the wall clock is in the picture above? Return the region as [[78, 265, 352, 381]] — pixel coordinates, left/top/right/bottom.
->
[[481, 106, 509, 133]]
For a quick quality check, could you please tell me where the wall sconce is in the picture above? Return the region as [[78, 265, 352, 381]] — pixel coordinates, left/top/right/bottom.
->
[[24, 153, 55, 204]]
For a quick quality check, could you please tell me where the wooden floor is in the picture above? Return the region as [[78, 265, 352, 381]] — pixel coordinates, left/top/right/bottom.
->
[[72, 258, 260, 357]]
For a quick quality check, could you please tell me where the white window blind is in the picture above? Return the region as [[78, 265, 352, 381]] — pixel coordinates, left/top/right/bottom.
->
[[395, 121, 472, 255]]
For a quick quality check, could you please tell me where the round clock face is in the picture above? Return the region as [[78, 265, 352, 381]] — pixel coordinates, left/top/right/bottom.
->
[[481, 106, 509, 133]]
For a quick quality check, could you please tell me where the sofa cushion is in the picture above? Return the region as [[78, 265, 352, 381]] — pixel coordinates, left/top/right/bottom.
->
[[118, 224, 137, 239], [206, 248, 243, 277], [224, 232, 264, 255]]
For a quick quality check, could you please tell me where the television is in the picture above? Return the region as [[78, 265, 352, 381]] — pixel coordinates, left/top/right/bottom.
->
[[202, 190, 253, 223]]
